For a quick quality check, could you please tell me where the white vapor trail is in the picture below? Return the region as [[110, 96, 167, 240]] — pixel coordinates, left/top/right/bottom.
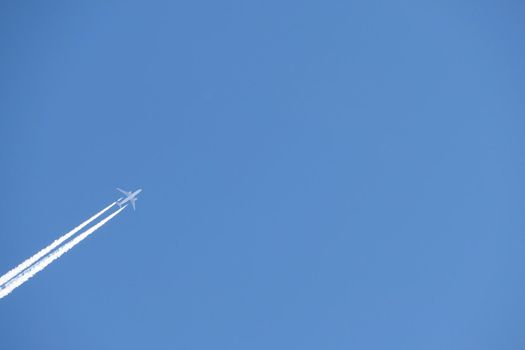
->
[[0, 206, 126, 299], [0, 202, 116, 287]]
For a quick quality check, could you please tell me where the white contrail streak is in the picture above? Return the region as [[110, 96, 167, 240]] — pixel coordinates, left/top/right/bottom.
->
[[0, 206, 126, 299], [0, 202, 116, 287]]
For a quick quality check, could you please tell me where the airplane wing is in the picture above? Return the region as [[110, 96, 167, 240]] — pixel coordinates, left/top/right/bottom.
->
[[131, 198, 136, 210], [117, 188, 129, 195]]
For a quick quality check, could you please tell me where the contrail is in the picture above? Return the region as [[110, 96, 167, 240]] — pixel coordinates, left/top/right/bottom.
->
[[0, 206, 126, 299], [0, 202, 116, 287]]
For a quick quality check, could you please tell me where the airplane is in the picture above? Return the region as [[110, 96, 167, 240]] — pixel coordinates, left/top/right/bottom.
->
[[116, 188, 142, 210]]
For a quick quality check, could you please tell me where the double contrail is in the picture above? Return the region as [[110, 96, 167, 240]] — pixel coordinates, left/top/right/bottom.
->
[[0, 202, 116, 287], [0, 204, 126, 299]]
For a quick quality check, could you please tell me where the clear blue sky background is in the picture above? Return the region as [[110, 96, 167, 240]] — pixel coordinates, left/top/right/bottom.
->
[[1, 1, 524, 349]]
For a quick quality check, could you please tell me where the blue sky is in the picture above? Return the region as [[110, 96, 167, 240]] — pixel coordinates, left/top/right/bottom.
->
[[1, 1, 525, 349]]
